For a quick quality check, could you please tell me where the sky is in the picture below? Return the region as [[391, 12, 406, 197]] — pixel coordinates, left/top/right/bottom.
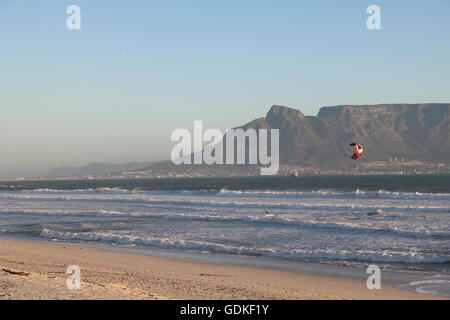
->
[[0, 0, 449, 177]]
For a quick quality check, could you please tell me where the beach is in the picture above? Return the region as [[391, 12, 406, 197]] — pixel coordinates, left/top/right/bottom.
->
[[0, 238, 446, 300], [1, 176, 449, 300]]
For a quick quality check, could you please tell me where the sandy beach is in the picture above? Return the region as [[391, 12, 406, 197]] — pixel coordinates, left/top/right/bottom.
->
[[0, 239, 445, 300]]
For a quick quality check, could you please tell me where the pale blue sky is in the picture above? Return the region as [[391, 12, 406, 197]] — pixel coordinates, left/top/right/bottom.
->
[[0, 0, 449, 177]]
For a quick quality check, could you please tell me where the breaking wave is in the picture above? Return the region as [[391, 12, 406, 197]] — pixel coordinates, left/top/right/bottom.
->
[[0, 193, 448, 214], [1, 183, 449, 276], [2, 208, 449, 240], [0, 187, 448, 200], [38, 229, 450, 264], [216, 188, 450, 200]]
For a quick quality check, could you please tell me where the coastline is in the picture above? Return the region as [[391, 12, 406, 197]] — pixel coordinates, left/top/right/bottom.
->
[[0, 238, 446, 300], [2, 173, 450, 182]]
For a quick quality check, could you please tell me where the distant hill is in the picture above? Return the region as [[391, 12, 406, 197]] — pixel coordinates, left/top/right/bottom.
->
[[46, 162, 154, 178]]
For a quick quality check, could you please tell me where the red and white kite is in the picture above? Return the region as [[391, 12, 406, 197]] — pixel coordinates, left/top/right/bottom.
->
[[349, 143, 364, 160]]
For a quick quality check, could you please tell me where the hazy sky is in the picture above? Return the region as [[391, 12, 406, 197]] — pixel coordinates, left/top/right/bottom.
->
[[0, 0, 449, 177]]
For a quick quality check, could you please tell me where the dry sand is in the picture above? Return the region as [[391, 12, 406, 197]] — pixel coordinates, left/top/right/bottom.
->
[[0, 239, 446, 300]]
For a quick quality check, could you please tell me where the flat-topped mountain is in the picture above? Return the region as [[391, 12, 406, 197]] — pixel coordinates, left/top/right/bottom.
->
[[135, 103, 449, 175], [47, 103, 448, 178], [238, 103, 449, 169]]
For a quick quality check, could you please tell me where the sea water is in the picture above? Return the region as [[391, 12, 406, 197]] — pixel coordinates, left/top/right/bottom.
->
[[0, 175, 449, 296]]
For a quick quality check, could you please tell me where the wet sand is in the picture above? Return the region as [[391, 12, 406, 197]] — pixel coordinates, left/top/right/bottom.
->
[[0, 239, 446, 300]]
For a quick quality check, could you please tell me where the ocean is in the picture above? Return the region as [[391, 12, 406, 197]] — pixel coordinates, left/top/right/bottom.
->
[[0, 175, 449, 296]]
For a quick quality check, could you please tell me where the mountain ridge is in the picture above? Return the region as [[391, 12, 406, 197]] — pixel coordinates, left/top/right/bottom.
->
[[251, 103, 449, 169], [135, 103, 448, 175], [45, 103, 449, 177]]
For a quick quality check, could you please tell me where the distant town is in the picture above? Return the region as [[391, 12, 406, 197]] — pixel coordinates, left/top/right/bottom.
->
[[3, 159, 448, 181]]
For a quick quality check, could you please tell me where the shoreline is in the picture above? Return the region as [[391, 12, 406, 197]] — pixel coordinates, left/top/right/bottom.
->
[[35, 239, 443, 285], [2, 173, 450, 182], [0, 238, 447, 300]]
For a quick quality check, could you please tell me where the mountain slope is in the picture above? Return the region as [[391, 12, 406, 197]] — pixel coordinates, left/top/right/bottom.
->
[[249, 103, 449, 169]]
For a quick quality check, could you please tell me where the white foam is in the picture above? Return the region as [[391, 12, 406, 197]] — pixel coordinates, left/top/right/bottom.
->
[[1, 192, 448, 214], [217, 188, 450, 200], [38, 229, 450, 264], [2, 187, 449, 271], [0, 187, 446, 201], [399, 276, 450, 297]]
